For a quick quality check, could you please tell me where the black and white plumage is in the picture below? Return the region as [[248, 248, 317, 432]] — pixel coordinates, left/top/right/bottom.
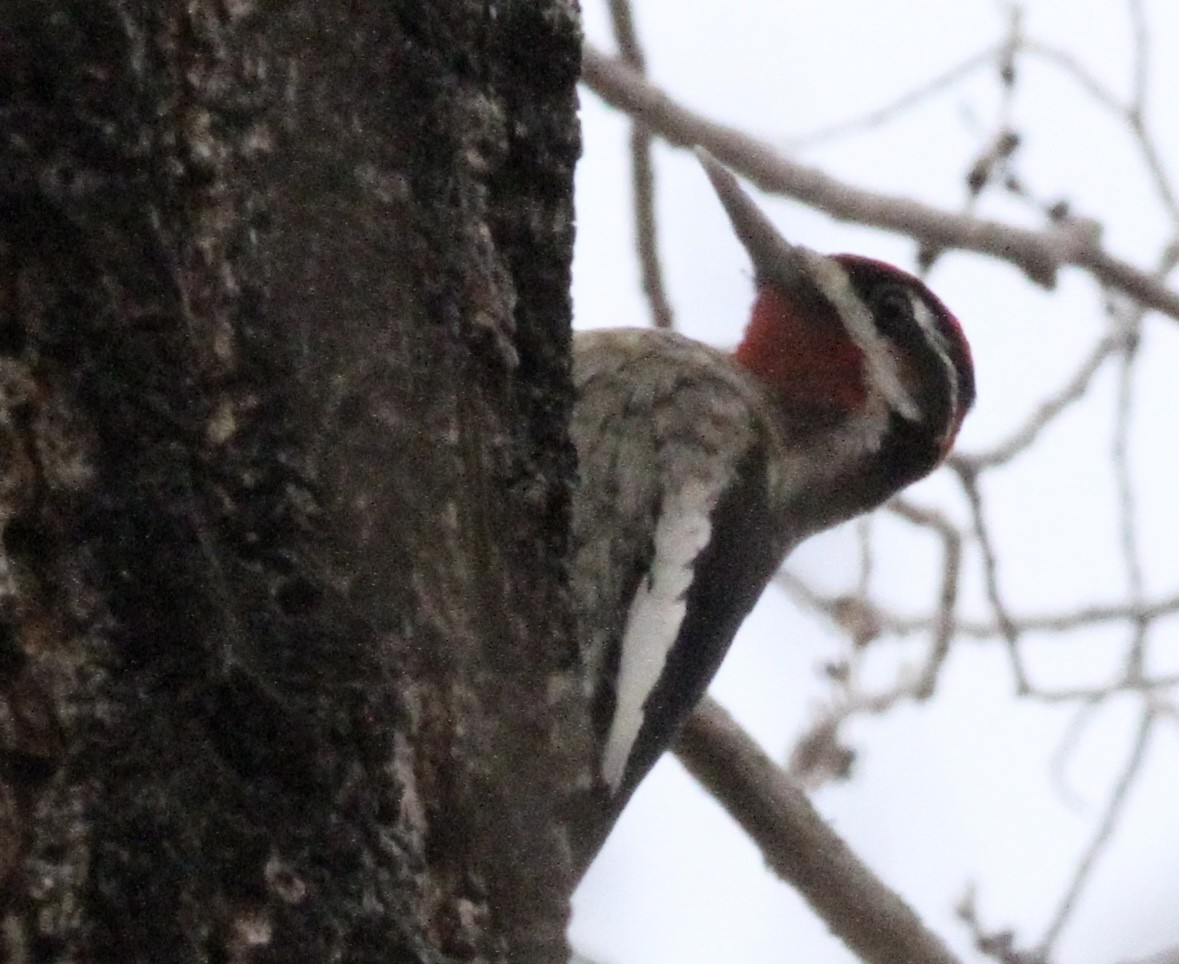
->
[[569, 150, 974, 843]]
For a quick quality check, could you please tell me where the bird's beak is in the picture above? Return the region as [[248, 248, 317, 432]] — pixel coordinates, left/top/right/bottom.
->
[[695, 148, 823, 301]]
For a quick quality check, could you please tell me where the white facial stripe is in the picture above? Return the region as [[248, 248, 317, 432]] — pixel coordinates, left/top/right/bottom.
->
[[600, 479, 715, 793], [800, 252, 922, 422], [910, 297, 959, 411]]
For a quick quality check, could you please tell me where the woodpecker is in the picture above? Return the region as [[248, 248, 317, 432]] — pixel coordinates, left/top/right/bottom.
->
[[569, 150, 974, 826]]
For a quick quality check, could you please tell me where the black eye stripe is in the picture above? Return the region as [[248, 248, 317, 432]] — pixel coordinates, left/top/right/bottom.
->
[[840, 265, 920, 345], [841, 260, 957, 430], [869, 284, 917, 339]]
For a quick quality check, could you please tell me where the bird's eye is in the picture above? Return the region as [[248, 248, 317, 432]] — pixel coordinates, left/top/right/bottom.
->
[[871, 285, 914, 338]]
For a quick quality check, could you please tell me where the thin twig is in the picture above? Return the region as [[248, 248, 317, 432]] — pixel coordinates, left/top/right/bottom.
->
[[954, 463, 1029, 692], [1112, 332, 1148, 678], [784, 45, 1002, 150], [887, 500, 963, 695], [1035, 706, 1156, 954], [1127, 0, 1149, 116], [1031, 675, 1179, 703], [1050, 699, 1105, 812], [781, 570, 1179, 641], [1020, 32, 1179, 222], [951, 331, 1126, 471]]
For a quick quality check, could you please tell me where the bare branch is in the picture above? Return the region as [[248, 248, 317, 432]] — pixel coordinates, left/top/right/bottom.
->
[[607, 0, 675, 330], [675, 697, 962, 964], [580, 44, 1179, 320], [605, 0, 643, 68], [1031, 675, 1179, 704]]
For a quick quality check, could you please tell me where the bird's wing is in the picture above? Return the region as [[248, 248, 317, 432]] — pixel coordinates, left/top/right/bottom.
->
[[570, 328, 790, 801]]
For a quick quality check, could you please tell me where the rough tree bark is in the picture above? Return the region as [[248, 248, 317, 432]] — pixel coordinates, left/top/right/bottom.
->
[[0, 2, 586, 961]]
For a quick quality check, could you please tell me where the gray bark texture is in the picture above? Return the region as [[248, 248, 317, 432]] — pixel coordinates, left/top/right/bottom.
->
[[0, 2, 587, 961]]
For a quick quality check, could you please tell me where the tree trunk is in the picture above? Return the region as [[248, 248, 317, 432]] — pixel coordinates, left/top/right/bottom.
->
[[0, 2, 586, 961]]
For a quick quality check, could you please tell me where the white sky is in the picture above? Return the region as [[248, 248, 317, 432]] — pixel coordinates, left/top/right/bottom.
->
[[569, 2, 1179, 962]]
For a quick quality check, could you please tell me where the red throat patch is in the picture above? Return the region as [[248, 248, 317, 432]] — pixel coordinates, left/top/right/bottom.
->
[[734, 284, 867, 413]]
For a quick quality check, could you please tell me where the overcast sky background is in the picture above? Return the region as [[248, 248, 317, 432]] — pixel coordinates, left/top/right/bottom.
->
[[567, 3, 1179, 962]]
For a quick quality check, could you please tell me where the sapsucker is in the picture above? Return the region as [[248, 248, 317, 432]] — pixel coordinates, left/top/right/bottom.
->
[[568, 150, 975, 850]]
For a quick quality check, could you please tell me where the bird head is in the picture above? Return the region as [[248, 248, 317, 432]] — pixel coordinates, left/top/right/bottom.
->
[[697, 149, 975, 470]]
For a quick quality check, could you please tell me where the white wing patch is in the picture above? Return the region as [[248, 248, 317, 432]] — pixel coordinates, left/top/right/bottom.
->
[[600, 478, 717, 793]]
